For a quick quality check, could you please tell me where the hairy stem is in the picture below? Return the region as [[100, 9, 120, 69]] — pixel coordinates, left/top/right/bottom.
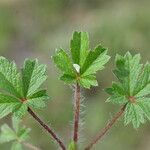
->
[[84, 104, 127, 150], [22, 141, 41, 150], [28, 107, 66, 150], [73, 82, 81, 148]]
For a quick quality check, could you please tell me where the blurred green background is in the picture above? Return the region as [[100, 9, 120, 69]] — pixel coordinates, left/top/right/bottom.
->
[[0, 0, 150, 149]]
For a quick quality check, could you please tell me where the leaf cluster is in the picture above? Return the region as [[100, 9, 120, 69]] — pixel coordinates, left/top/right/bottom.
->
[[0, 57, 50, 119], [53, 31, 110, 88], [0, 31, 150, 150], [106, 52, 150, 128], [0, 116, 30, 150]]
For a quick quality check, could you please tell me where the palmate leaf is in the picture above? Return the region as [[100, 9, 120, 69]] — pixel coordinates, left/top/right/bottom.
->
[[53, 31, 110, 88], [0, 116, 30, 150], [0, 57, 50, 119], [106, 52, 150, 128]]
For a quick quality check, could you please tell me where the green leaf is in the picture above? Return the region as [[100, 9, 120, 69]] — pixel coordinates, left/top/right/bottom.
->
[[0, 115, 30, 148], [13, 103, 28, 118], [53, 49, 76, 84], [11, 142, 22, 150], [0, 93, 20, 118], [70, 31, 89, 67], [0, 124, 17, 143], [79, 75, 98, 89], [27, 90, 50, 109], [12, 115, 31, 141], [134, 64, 150, 97], [29, 89, 49, 99], [0, 57, 49, 119], [68, 141, 77, 150], [107, 52, 150, 128], [124, 103, 145, 128], [60, 74, 76, 84], [17, 127, 31, 141], [53, 31, 110, 88], [53, 49, 75, 75], [105, 82, 127, 104], [22, 59, 47, 97], [12, 116, 20, 132], [113, 52, 142, 95], [0, 57, 22, 98], [137, 98, 150, 120], [81, 45, 110, 76]]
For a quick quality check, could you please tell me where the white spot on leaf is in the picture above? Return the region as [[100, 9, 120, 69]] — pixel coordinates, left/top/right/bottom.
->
[[73, 64, 80, 73]]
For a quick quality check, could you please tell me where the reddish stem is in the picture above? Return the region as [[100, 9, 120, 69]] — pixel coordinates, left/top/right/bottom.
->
[[73, 83, 81, 146], [28, 107, 66, 150], [84, 104, 127, 150]]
